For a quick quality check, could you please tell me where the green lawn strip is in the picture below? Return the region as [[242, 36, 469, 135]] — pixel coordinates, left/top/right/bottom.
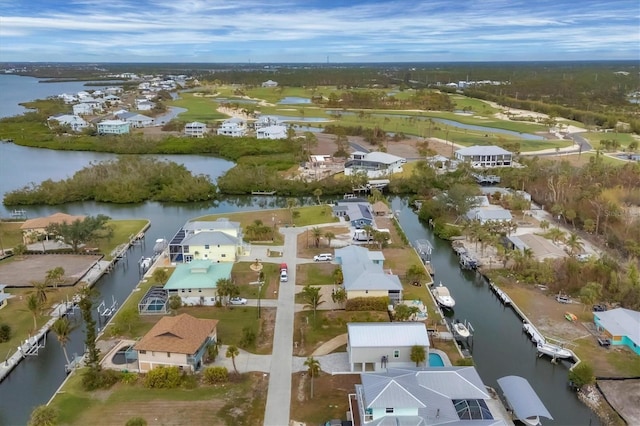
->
[[572, 338, 640, 377], [245, 86, 316, 103], [179, 306, 261, 350], [98, 220, 149, 260], [0, 221, 23, 250], [561, 152, 628, 165], [296, 263, 336, 286], [167, 93, 228, 123], [579, 130, 637, 149], [232, 261, 277, 299], [293, 205, 337, 227], [0, 286, 80, 357]]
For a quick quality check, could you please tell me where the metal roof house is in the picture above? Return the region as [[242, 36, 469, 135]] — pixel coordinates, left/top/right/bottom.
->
[[347, 323, 430, 372], [345, 151, 406, 179], [256, 125, 288, 140], [333, 201, 374, 229], [47, 114, 89, 132], [163, 260, 233, 306], [594, 308, 640, 355], [353, 367, 505, 425], [184, 121, 208, 138], [455, 145, 513, 169], [466, 207, 513, 224], [168, 219, 246, 263], [335, 245, 402, 303], [116, 112, 154, 128], [217, 117, 247, 137], [97, 119, 130, 135]]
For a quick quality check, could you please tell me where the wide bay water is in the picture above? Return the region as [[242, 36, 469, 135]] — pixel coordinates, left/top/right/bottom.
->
[[0, 75, 598, 425]]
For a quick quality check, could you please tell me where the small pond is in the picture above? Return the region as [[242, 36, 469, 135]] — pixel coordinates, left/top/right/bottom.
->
[[277, 96, 312, 104]]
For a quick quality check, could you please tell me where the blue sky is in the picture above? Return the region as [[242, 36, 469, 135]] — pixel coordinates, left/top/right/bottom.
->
[[1, 0, 638, 62]]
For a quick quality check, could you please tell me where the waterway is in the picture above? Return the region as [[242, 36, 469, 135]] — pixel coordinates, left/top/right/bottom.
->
[[392, 197, 599, 426]]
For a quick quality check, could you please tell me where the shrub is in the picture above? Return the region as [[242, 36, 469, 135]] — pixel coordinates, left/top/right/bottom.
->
[[125, 417, 148, 426], [345, 296, 389, 311], [144, 366, 183, 389], [454, 358, 474, 366], [239, 326, 256, 348], [568, 362, 595, 389], [28, 405, 58, 426], [81, 368, 120, 391], [203, 366, 229, 384], [0, 323, 11, 343], [120, 371, 138, 385]]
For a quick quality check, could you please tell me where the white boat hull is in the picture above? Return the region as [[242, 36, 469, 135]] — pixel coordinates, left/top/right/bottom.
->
[[537, 343, 572, 359], [453, 323, 470, 338]]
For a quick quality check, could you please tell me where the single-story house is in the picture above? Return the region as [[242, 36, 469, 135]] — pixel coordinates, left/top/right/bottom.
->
[[168, 218, 246, 263], [353, 367, 499, 425], [345, 151, 405, 178], [163, 260, 233, 306], [335, 245, 385, 266], [261, 80, 278, 88], [347, 323, 430, 372], [20, 212, 86, 244], [0, 285, 10, 310], [466, 207, 513, 224], [594, 308, 640, 355], [47, 114, 89, 132], [116, 112, 154, 128], [184, 122, 208, 138], [335, 245, 402, 303], [454, 145, 513, 168], [97, 119, 130, 135], [333, 201, 374, 229], [134, 313, 218, 372], [256, 125, 288, 140], [217, 117, 247, 137]]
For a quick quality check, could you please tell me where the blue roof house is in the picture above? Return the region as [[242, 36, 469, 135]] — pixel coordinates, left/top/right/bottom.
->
[[163, 260, 233, 306]]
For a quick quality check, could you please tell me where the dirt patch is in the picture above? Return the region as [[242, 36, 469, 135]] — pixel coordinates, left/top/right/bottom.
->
[[596, 379, 640, 425], [290, 372, 360, 424], [257, 307, 276, 353], [0, 254, 102, 287], [296, 225, 350, 258]]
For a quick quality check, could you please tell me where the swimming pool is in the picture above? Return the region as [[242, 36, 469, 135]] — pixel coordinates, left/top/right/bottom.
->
[[429, 353, 445, 367]]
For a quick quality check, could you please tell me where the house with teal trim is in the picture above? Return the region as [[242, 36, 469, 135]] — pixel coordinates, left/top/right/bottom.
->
[[594, 308, 640, 355], [97, 119, 130, 135], [135, 313, 218, 373], [163, 260, 233, 306]]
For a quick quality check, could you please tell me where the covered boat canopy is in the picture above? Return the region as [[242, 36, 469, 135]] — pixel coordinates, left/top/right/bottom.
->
[[497, 376, 553, 423]]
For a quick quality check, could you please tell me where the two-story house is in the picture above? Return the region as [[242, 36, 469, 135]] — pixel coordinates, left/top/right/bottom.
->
[[345, 151, 405, 178], [217, 117, 247, 137], [168, 218, 247, 263]]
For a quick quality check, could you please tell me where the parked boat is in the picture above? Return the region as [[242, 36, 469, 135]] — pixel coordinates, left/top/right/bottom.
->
[[452, 320, 470, 338], [536, 342, 573, 360], [489, 281, 512, 305], [153, 238, 168, 254], [432, 283, 455, 309]]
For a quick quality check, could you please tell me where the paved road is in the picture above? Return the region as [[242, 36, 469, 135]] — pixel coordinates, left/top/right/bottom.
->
[[263, 226, 303, 426]]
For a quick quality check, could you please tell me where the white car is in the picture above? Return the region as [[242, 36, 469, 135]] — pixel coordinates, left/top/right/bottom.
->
[[229, 297, 247, 305], [314, 253, 333, 262]]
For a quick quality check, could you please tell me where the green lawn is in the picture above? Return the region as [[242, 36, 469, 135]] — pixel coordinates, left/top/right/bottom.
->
[[100, 220, 149, 260], [0, 221, 23, 250], [580, 130, 638, 149], [232, 261, 278, 299], [168, 92, 228, 123], [296, 263, 336, 286], [293, 205, 338, 227]]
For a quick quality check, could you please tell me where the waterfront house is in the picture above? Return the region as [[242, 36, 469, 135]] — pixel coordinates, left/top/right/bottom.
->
[[465, 207, 513, 224], [347, 323, 430, 372], [256, 125, 288, 140], [72, 103, 94, 116], [594, 308, 640, 355], [163, 260, 233, 306], [454, 145, 513, 168], [47, 114, 89, 132], [332, 201, 374, 229], [335, 245, 402, 303], [352, 367, 500, 425], [0, 285, 10, 310], [97, 119, 130, 135], [184, 122, 208, 138], [261, 79, 278, 88], [135, 313, 218, 372], [168, 218, 247, 263], [344, 151, 405, 178], [253, 115, 280, 129], [116, 112, 154, 128], [217, 117, 247, 137], [20, 212, 86, 245], [136, 99, 156, 111]]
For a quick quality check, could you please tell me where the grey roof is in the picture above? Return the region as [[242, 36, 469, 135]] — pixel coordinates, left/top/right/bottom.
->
[[335, 246, 399, 292], [348, 323, 430, 348], [594, 308, 640, 345], [456, 145, 512, 156], [363, 151, 405, 165], [183, 219, 240, 233], [466, 208, 512, 222], [336, 202, 373, 222], [504, 235, 528, 251], [182, 230, 239, 246], [497, 376, 553, 421], [360, 367, 499, 426], [335, 245, 384, 264], [117, 112, 152, 120]]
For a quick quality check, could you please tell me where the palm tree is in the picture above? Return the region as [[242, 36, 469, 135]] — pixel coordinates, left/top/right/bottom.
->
[[226, 345, 240, 374], [26, 294, 41, 332], [51, 316, 76, 366], [332, 267, 344, 285], [301, 285, 324, 323], [313, 188, 323, 205], [565, 232, 584, 257], [539, 219, 550, 231], [410, 345, 426, 367], [324, 231, 335, 248], [45, 267, 65, 289], [304, 356, 321, 399], [32, 280, 49, 305], [311, 227, 322, 248], [286, 198, 299, 224], [547, 227, 565, 244]]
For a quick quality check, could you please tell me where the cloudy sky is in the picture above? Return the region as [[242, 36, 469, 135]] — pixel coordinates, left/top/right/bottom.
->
[[1, 0, 638, 63]]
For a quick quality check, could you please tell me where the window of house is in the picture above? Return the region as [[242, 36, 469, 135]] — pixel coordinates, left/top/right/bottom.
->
[[221, 254, 226, 258], [184, 245, 189, 253], [188, 289, 192, 293], [198, 289, 202, 292], [167, 352, 171, 358], [394, 350, 399, 358], [386, 408, 394, 413], [139, 350, 146, 354], [204, 244, 209, 249]]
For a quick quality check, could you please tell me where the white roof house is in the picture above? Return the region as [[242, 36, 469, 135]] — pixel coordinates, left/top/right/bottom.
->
[[594, 308, 640, 355], [72, 103, 94, 115], [261, 79, 278, 88], [136, 99, 156, 111], [116, 112, 154, 128], [97, 119, 130, 135], [254, 115, 281, 129], [466, 207, 513, 224], [257, 125, 288, 140], [47, 114, 89, 132], [217, 117, 247, 137], [348, 323, 430, 372], [345, 151, 405, 178], [184, 122, 208, 138], [354, 367, 500, 425], [455, 145, 513, 168]]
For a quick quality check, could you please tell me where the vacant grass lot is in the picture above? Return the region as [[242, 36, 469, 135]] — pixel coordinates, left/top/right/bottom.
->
[[290, 372, 360, 425], [0, 221, 23, 250], [50, 369, 268, 426], [168, 92, 227, 124], [296, 263, 337, 286]]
